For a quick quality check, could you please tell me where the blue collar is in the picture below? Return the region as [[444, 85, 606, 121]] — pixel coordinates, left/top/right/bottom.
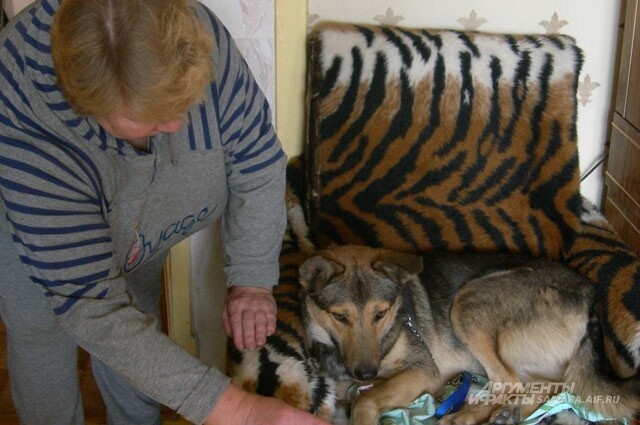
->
[[435, 371, 474, 418]]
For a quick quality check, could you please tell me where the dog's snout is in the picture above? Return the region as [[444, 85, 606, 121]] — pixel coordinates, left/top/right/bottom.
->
[[353, 365, 378, 381]]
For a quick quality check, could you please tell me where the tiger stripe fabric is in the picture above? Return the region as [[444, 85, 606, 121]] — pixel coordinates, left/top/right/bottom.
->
[[566, 200, 640, 379], [306, 22, 583, 258], [305, 22, 639, 379]]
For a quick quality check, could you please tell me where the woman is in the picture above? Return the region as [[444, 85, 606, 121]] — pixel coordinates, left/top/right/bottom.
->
[[0, 0, 330, 424]]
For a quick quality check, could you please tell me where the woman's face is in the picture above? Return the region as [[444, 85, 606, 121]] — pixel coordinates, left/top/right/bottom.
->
[[95, 113, 182, 149]]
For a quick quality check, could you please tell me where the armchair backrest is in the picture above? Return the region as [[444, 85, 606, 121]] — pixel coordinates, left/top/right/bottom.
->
[[305, 22, 584, 258]]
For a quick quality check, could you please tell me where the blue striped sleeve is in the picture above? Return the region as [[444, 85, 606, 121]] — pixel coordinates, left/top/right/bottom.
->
[[195, 5, 286, 289], [0, 10, 114, 315], [205, 9, 284, 177], [0, 130, 114, 314]]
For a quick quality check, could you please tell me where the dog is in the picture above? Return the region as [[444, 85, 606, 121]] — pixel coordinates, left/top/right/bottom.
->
[[299, 245, 639, 425]]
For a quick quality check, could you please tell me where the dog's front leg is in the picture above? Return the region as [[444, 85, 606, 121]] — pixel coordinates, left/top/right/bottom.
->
[[350, 369, 441, 425]]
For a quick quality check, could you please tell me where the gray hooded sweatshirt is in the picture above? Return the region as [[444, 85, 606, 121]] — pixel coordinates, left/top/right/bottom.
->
[[0, 0, 286, 422]]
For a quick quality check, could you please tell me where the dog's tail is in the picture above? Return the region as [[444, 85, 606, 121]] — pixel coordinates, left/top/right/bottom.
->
[[564, 330, 640, 420]]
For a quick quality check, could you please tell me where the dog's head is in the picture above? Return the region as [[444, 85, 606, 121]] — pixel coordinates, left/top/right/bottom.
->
[[299, 245, 423, 382]]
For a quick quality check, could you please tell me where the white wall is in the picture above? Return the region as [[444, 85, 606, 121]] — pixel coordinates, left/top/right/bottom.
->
[[308, 0, 622, 206]]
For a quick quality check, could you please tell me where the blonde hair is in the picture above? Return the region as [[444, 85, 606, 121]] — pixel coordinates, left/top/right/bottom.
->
[[51, 0, 214, 123]]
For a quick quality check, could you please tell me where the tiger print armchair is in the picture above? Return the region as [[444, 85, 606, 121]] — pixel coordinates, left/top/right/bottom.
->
[[228, 22, 640, 422]]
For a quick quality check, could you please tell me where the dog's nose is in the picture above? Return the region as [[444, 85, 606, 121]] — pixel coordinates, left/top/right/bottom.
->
[[353, 365, 378, 381]]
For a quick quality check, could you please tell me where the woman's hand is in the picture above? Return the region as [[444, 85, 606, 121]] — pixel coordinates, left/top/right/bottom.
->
[[222, 286, 277, 351], [204, 384, 332, 425]]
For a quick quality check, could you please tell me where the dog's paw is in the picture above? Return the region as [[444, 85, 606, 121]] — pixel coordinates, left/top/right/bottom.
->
[[350, 399, 380, 425], [437, 404, 499, 425], [489, 406, 521, 425], [438, 411, 481, 425], [437, 414, 458, 425]]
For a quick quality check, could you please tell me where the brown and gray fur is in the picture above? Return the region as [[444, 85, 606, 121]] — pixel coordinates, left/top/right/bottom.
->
[[299, 245, 639, 425]]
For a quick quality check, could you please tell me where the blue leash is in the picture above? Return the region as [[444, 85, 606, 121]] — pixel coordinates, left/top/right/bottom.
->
[[434, 371, 473, 418]]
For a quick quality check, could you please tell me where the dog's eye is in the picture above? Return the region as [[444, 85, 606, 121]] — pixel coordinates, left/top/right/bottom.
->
[[331, 312, 349, 324], [374, 309, 388, 321]]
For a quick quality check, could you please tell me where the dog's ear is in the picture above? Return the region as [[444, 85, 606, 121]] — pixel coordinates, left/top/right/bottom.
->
[[372, 250, 423, 281], [299, 255, 345, 289]]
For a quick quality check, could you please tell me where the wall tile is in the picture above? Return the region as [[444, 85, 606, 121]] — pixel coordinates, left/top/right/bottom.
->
[[200, 0, 275, 110], [201, 0, 274, 40]]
